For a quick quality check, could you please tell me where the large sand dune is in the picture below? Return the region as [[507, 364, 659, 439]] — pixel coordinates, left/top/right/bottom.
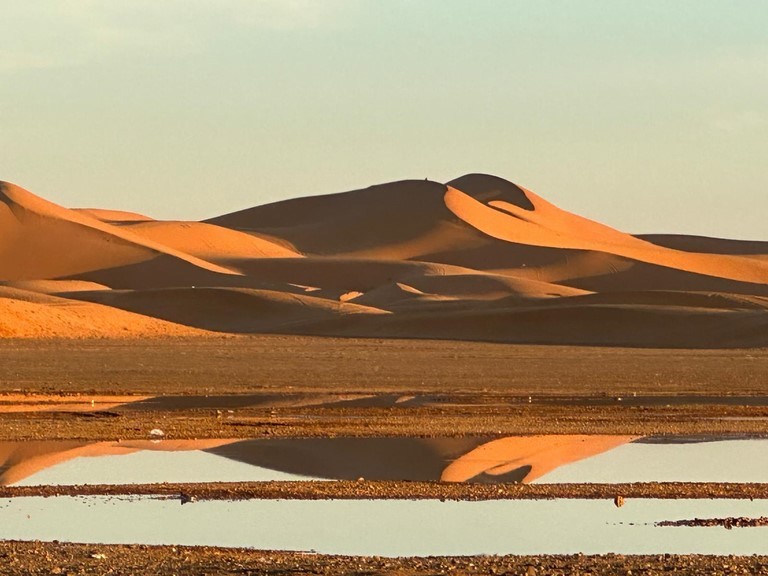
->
[[0, 286, 205, 338], [1, 175, 766, 347]]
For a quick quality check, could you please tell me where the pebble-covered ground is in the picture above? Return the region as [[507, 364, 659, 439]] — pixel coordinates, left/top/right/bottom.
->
[[2, 480, 768, 500], [2, 542, 768, 576], [2, 337, 767, 574]]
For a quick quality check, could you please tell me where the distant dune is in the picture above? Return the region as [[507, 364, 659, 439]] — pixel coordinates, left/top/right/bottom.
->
[[1, 175, 766, 347]]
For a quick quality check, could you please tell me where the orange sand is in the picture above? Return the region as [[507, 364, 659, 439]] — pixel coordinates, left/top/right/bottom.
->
[[1, 176, 766, 346]]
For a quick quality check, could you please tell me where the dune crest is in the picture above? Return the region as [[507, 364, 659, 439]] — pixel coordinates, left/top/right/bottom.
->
[[74, 208, 154, 223], [1, 175, 766, 347], [123, 220, 302, 263], [444, 181, 768, 285], [0, 181, 239, 281]]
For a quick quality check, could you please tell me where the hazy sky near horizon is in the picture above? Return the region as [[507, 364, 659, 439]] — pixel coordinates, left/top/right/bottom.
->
[[1, 1, 766, 240]]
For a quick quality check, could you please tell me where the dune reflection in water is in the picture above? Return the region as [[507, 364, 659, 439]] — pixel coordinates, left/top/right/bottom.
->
[[4, 435, 768, 487]]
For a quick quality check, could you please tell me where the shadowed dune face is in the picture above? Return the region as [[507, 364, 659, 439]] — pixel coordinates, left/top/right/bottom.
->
[[637, 234, 768, 258], [207, 180, 454, 257], [67, 287, 388, 333], [448, 173, 536, 211], [1, 175, 766, 346]]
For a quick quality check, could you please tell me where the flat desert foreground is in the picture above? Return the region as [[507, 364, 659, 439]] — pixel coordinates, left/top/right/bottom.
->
[[1, 337, 768, 575]]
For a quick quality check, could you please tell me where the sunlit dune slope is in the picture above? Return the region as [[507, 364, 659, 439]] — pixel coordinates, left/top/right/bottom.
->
[[0, 182, 237, 281], [123, 220, 301, 263], [441, 175, 768, 285], [73, 208, 153, 223], [0, 279, 110, 294], [0, 286, 206, 338]]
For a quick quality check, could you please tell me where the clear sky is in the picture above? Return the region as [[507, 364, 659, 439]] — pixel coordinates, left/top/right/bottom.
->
[[2, 1, 766, 240]]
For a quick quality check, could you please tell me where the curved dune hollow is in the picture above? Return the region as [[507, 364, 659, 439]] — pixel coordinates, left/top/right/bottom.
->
[[1, 175, 766, 346]]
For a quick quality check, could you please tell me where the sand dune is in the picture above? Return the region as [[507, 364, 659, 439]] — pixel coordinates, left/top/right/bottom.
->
[[496, 251, 768, 297], [350, 274, 589, 312], [67, 287, 388, 333], [207, 180, 455, 258], [1, 174, 765, 346], [0, 286, 206, 338], [211, 174, 768, 292], [0, 182, 238, 281], [74, 208, 153, 223], [123, 220, 301, 263], [0, 279, 110, 294], [291, 286, 768, 347], [638, 234, 768, 259], [443, 176, 768, 285], [314, 296, 768, 348], [395, 272, 589, 301]]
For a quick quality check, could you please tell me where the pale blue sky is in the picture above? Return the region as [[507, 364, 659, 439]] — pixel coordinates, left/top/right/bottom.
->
[[1, 1, 766, 239]]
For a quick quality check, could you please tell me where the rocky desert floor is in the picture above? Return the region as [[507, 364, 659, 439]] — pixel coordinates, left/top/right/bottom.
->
[[2, 336, 767, 440], [1, 336, 767, 574], [4, 540, 768, 576]]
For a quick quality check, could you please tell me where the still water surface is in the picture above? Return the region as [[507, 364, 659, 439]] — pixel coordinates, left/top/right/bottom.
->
[[1, 496, 768, 556]]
